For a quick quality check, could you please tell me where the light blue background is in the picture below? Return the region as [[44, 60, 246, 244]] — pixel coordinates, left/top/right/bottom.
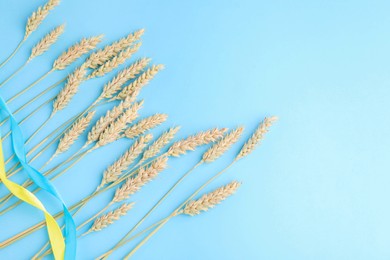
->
[[0, 0, 389, 259]]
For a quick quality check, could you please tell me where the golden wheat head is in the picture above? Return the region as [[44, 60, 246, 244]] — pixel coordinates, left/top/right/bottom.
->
[[116, 65, 164, 100], [182, 181, 241, 216], [112, 156, 168, 202], [24, 0, 60, 39], [100, 58, 151, 100], [167, 128, 228, 157], [124, 114, 168, 139], [53, 35, 103, 70], [202, 127, 244, 163], [86, 29, 144, 69], [89, 203, 134, 233], [236, 116, 277, 160], [29, 24, 65, 61], [98, 134, 153, 188]]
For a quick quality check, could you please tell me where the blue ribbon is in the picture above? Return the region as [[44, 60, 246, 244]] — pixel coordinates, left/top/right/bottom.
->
[[0, 96, 76, 259]]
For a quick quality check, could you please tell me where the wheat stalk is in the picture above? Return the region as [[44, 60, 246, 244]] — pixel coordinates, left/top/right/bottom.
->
[[112, 156, 168, 203], [54, 111, 96, 156], [236, 116, 278, 160], [98, 134, 153, 188], [181, 181, 241, 216], [85, 98, 133, 146], [52, 64, 87, 113], [29, 25, 65, 61], [86, 29, 144, 69], [116, 65, 164, 100], [88, 203, 134, 233], [140, 127, 181, 162], [124, 114, 168, 139], [99, 58, 151, 100], [202, 127, 244, 163], [167, 128, 228, 157], [96, 101, 143, 147], [88, 43, 141, 79], [53, 35, 103, 70], [24, 0, 60, 39]]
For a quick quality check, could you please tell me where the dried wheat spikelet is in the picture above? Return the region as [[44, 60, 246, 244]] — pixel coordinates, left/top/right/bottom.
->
[[202, 127, 244, 163], [99, 58, 151, 100], [236, 116, 278, 160], [124, 114, 168, 139], [88, 203, 134, 233], [86, 98, 133, 146], [112, 156, 168, 202], [29, 25, 65, 61], [24, 0, 60, 39], [116, 64, 164, 100], [141, 127, 181, 162], [182, 181, 241, 216], [98, 134, 153, 188], [88, 43, 141, 79], [53, 35, 103, 70], [86, 29, 144, 69], [52, 64, 87, 113], [96, 101, 143, 147], [55, 111, 96, 155], [167, 128, 228, 157]]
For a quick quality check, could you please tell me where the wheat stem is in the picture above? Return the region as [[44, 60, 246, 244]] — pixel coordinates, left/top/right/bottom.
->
[[6, 69, 54, 104], [0, 157, 156, 247], [0, 62, 28, 88], [0, 39, 25, 69], [122, 162, 235, 259], [112, 161, 202, 251]]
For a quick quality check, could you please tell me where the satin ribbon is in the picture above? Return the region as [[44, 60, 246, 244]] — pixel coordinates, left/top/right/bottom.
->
[[0, 96, 76, 259]]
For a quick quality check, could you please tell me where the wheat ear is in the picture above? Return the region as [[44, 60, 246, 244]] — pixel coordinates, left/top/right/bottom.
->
[[181, 181, 241, 216], [98, 134, 153, 189], [202, 127, 244, 163], [99, 58, 151, 100], [115, 65, 164, 100], [167, 128, 228, 157], [24, 0, 60, 39], [52, 64, 87, 113], [29, 25, 65, 61], [140, 127, 181, 162], [86, 29, 144, 69], [87, 203, 134, 233], [88, 43, 141, 79], [53, 35, 103, 70], [124, 114, 168, 139], [96, 101, 143, 147], [54, 111, 96, 156], [85, 98, 133, 146], [236, 116, 278, 160], [112, 157, 168, 203]]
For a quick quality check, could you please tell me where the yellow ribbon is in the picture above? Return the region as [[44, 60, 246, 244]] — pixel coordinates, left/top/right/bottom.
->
[[0, 139, 65, 259]]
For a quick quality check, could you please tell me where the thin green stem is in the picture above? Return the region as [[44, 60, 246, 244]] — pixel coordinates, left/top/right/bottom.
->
[[13, 77, 66, 115], [6, 69, 54, 104], [124, 217, 171, 259], [0, 150, 90, 213], [0, 62, 28, 88], [3, 110, 84, 177], [107, 161, 203, 256], [0, 77, 65, 130], [120, 161, 237, 258], [0, 39, 25, 69], [25, 114, 52, 145], [0, 157, 158, 247], [95, 217, 172, 259]]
